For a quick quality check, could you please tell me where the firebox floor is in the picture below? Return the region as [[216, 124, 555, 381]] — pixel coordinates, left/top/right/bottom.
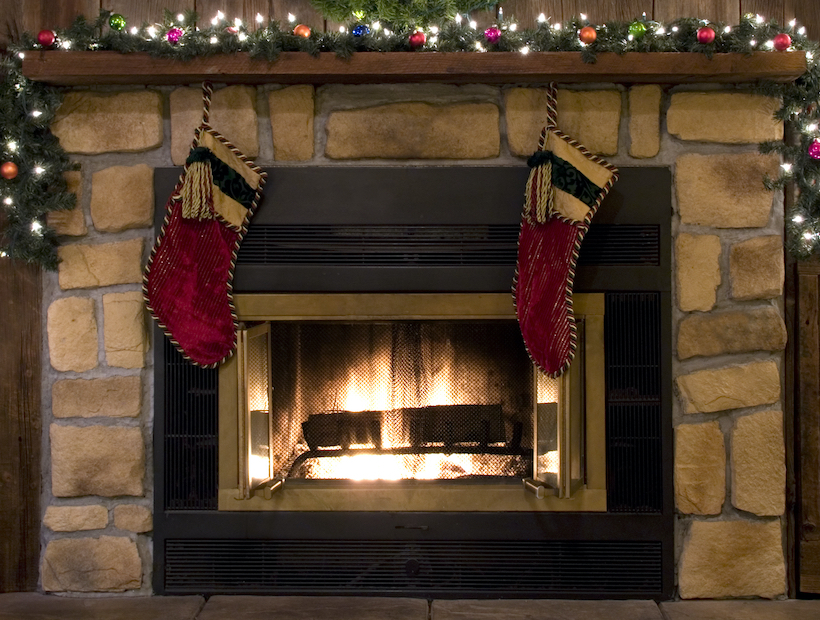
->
[[1, 594, 820, 620]]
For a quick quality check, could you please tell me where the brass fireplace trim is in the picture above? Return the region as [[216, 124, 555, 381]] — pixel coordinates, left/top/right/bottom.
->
[[219, 293, 606, 512]]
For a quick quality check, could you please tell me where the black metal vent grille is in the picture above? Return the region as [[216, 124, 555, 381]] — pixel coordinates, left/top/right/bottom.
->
[[163, 338, 219, 511], [237, 224, 659, 267], [165, 539, 663, 595], [605, 293, 663, 513]]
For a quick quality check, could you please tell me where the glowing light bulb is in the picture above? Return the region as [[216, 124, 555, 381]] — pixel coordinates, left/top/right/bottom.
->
[[130, 27, 138, 35], [519, 45, 530, 55], [724, 26, 732, 33], [794, 214, 805, 223], [17, 52, 24, 59], [799, 27, 807, 36], [384, 29, 392, 36], [782, 163, 793, 173], [3, 197, 12, 206], [61, 40, 71, 49], [147, 26, 157, 38], [234, 18, 242, 27], [672, 26, 679, 32], [552, 22, 561, 31], [804, 231, 815, 240], [657, 27, 665, 35], [474, 41, 485, 51], [217, 10, 225, 20], [238, 32, 247, 41], [455, 14, 462, 24], [339, 26, 347, 33], [509, 23, 517, 32], [288, 13, 296, 23], [210, 36, 218, 44], [256, 13, 264, 24], [178, 13, 185, 23], [807, 123, 818, 132], [580, 13, 587, 20], [537, 13, 547, 23], [790, 19, 797, 28], [498, 7, 503, 18], [429, 26, 439, 34], [31, 221, 42, 232], [31, 110, 42, 118], [764, 40, 775, 49], [469, 20, 477, 29], [33, 166, 45, 175], [749, 39, 757, 47], [372, 21, 381, 30], [807, 51, 814, 61], [8, 141, 17, 152], [0, 251, 7, 258]]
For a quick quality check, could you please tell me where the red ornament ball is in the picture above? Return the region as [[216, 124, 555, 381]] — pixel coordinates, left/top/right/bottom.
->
[[774, 33, 792, 51], [484, 26, 501, 44], [579, 26, 597, 45], [293, 24, 311, 38], [1, 162, 19, 180], [809, 139, 820, 160], [409, 30, 426, 49], [696, 26, 716, 44], [37, 29, 56, 47]]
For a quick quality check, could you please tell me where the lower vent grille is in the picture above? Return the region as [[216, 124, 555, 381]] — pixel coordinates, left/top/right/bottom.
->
[[165, 539, 663, 595]]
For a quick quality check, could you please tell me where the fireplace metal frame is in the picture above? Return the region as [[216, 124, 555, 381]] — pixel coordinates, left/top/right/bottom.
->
[[152, 166, 674, 599]]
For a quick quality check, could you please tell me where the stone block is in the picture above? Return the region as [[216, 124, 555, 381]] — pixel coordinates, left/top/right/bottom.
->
[[171, 85, 259, 165], [730, 235, 784, 301], [325, 102, 499, 159], [677, 361, 781, 414], [676, 233, 721, 312], [504, 88, 621, 157], [677, 307, 787, 359], [667, 92, 783, 143], [47, 297, 98, 372], [103, 291, 147, 369], [675, 422, 725, 515], [51, 424, 144, 497], [629, 85, 662, 158], [199, 596, 429, 620], [661, 600, 820, 620], [113, 504, 153, 533], [732, 410, 786, 516], [42, 536, 141, 592], [677, 153, 779, 228], [52, 375, 141, 418], [43, 505, 108, 532], [432, 599, 663, 620], [57, 238, 144, 290], [269, 85, 315, 161], [679, 520, 785, 598], [52, 91, 162, 154], [90, 165, 154, 232], [0, 593, 206, 620], [48, 171, 86, 236]]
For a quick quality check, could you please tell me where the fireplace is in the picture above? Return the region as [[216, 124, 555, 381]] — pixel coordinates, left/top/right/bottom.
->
[[153, 165, 673, 598]]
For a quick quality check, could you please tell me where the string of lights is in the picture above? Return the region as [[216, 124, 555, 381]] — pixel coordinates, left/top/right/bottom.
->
[[1, 9, 819, 267]]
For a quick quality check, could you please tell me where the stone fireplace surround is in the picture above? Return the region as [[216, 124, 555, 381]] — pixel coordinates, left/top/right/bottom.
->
[[41, 79, 787, 598]]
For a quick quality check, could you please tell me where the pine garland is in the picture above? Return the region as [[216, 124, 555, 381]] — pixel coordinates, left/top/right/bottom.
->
[[2, 9, 820, 267]]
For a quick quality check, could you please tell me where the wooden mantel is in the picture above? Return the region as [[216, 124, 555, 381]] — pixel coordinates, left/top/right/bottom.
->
[[22, 50, 807, 85]]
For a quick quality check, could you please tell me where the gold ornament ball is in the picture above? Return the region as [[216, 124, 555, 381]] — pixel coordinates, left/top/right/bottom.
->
[[293, 24, 311, 38], [579, 26, 597, 44], [1, 162, 18, 180]]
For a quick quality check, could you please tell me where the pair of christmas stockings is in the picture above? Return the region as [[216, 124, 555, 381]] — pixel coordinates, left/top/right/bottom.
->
[[144, 83, 267, 367], [514, 85, 618, 377]]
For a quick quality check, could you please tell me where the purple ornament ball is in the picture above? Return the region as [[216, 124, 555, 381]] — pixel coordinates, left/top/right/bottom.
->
[[484, 26, 501, 44], [809, 139, 820, 160], [167, 27, 183, 44]]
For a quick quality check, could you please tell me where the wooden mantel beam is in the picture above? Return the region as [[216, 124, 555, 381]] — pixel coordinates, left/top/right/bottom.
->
[[22, 50, 807, 86]]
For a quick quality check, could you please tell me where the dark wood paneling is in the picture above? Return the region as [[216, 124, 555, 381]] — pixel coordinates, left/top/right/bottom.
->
[[22, 0, 100, 32], [655, 0, 739, 23], [0, 258, 41, 592], [102, 1, 195, 27], [271, 0, 323, 30], [563, 0, 652, 23], [787, 0, 820, 40], [197, 0, 273, 26], [0, 0, 23, 48], [743, 0, 786, 24], [498, 0, 561, 29]]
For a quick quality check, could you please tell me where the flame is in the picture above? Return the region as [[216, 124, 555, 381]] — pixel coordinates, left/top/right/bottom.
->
[[249, 454, 270, 480]]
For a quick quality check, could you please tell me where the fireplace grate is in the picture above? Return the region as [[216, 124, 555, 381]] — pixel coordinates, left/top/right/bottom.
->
[[164, 539, 663, 596], [605, 293, 663, 513], [237, 224, 660, 267], [162, 338, 219, 511]]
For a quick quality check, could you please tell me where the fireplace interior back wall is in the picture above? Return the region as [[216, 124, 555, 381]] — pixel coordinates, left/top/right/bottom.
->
[[153, 166, 673, 598]]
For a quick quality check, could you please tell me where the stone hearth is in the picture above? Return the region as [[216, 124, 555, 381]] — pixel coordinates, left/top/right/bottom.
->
[[41, 82, 787, 597]]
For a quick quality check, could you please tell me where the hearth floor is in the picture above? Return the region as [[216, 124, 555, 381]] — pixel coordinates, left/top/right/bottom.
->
[[1, 594, 820, 620]]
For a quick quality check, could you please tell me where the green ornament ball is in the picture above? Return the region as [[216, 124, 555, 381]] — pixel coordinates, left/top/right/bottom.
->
[[628, 21, 647, 38], [109, 14, 126, 31]]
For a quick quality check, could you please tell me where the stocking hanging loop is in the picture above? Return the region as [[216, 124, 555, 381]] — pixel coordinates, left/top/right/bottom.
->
[[201, 81, 213, 127]]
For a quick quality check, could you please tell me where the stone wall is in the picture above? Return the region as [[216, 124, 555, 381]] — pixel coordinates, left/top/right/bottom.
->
[[42, 83, 786, 597]]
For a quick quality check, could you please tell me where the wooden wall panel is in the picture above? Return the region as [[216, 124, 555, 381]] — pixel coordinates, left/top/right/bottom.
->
[[271, 0, 323, 30], [655, 0, 740, 23], [499, 0, 561, 29], [0, 0, 23, 48], [102, 1, 195, 28], [742, 0, 785, 23], [0, 258, 41, 592], [197, 0, 273, 25], [22, 0, 100, 32], [788, 0, 820, 40], [563, 0, 652, 23]]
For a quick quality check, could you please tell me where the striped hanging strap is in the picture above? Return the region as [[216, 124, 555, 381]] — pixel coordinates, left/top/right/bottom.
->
[[523, 84, 558, 224], [180, 82, 215, 221]]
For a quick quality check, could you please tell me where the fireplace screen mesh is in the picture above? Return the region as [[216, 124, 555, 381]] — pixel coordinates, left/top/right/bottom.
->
[[261, 321, 536, 481]]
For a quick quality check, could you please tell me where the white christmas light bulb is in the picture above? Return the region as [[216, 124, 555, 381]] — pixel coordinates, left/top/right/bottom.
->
[[509, 23, 517, 32], [724, 26, 732, 33], [17, 52, 24, 59], [794, 214, 805, 223], [3, 197, 12, 206], [519, 45, 530, 55], [234, 18, 242, 27], [61, 40, 72, 49], [537, 14, 547, 23], [384, 29, 392, 36], [31, 221, 42, 232], [210, 36, 218, 44], [790, 19, 797, 28], [498, 7, 503, 18], [211, 16, 219, 25], [672, 26, 679, 32], [755, 14, 765, 24], [455, 14, 462, 24], [764, 40, 775, 49], [147, 26, 157, 38], [288, 13, 296, 23], [628, 34, 634, 41], [33, 166, 45, 175], [804, 231, 815, 240], [657, 27, 665, 35], [807, 123, 818, 132], [372, 21, 381, 30], [782, 163, 793, 173], [217, 11, 225, 20], [799, 27, 807, 36], [8, 141, 17, 152], [749, 39, 757, 47], [0, 251, 7, 258], [339, 26, 347, 33], [469, 20, 477, 29], [430, 26, 439, 34], [130, 27, 138, 35], [553, 22, 561, 31], [807, 51, 814, 61], [256, 13, 264, 24], [178, 14, 185, 23], [580, 13, 587, 21], [238, 32, 247, 41], [474, 41, 484, 51], [31, 110, 43, 118]]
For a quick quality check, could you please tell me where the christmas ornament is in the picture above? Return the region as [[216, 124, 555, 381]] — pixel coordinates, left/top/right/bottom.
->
[[1, 162, 18, 180], [37, 30, 56, 47], [293, 24, 311, 38], [166, 27, 183, 44], [409, 30, 426, 48], [515, 84, 618, 377], [578, 26, 597, 44], [484, 26, 501, 44], [696, 26, 716, 44], [352, 24, 370, 37], [225, 26, 239, 35], [774, 33, 792, 51], [628, 21, 647, 38], [809, 139, 820, 160], [144, 83, 267, 367], [108, 13, 126, 31]]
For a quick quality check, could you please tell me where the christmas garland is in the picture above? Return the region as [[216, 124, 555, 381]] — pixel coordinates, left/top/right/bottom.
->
[[2, 9, 820, 267]]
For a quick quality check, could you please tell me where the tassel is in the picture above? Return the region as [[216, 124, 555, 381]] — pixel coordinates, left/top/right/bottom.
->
[[524, 151, 554, 225], [181, 151, 215, 221]]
